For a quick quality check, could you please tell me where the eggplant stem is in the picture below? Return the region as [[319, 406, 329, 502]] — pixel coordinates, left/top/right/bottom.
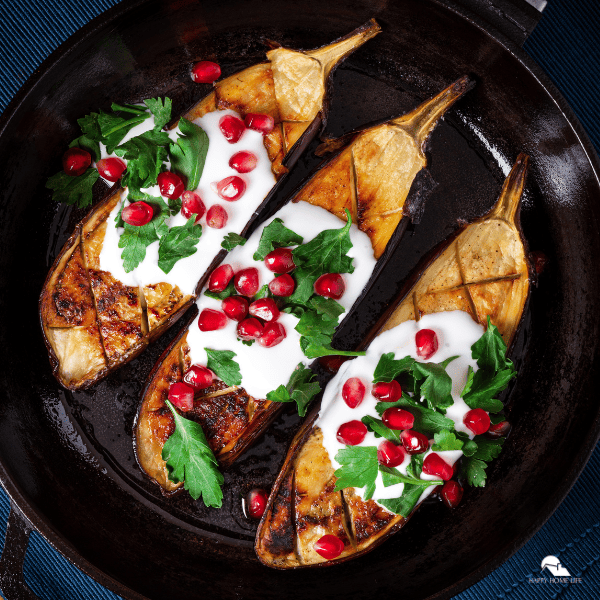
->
[[307, 19, 381, 78], [488, 153, 530, 224], [390, 75, 472, 152]]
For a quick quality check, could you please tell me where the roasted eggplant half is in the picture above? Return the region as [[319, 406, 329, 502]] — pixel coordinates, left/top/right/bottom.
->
[[135, 77, 473, 495], [255, 154, 531, 568], [39, 20, 381, 390]]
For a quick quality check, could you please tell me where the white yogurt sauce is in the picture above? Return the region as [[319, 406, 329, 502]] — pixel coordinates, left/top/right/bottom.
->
[[316, 310, 485, 508], [186, 201, 377, 399], [99, 109, 277, 296]]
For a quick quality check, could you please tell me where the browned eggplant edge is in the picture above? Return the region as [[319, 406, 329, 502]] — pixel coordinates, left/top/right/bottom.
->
[[254, 155, 535, 568], [39, 184, 124, 389], [254, 404, 429, 569]]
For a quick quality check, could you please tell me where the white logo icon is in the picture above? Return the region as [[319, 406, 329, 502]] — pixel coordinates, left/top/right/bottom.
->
[[541, 556, 571, 577]]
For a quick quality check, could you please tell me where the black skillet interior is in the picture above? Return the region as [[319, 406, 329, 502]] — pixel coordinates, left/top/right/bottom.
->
[[1, 0, 599, 599]]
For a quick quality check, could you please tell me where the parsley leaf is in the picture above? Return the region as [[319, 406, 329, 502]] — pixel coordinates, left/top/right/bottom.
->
[[379, 484, 427, 518], [205, 348, 242, 386], [459, 436, 504, 487], [118, 205, 169, 272], [162, 400, 224, 507], [431, 429, 464, 451], [221, 233, 247, 251], [253, 218, 304, 261], [373, 353, 415, 383], [290, 210, 355, 304], [114, 130, 170, 194], [157, 216, 202, 273], [46, 169, 99, 208], [375, 395, 454, 437], [266, 363, 320, 416], [462, 318, 516, 413], [412, 356, 457, 413], [333, 446, 378, 500], [294, 296, 363, 359], [98, 109, 151, 154], [361, 415, 401, 442], [144, 97, 172, 131], [169, 117, 209, 191], [378, 456, 441, 517]]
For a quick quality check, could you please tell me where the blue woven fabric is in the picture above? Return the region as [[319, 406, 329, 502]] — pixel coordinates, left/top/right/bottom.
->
[[0, 0, 599, 599]]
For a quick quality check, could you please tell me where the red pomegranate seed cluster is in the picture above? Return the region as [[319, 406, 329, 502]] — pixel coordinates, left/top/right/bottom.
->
[[200, 263, 290, 347]]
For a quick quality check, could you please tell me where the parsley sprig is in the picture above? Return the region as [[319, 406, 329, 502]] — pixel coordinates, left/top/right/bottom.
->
[[332, 320, 516, 517], [47, 96, 211, 274], [266, 363, 320, 417], [162, 400, 224, 507]]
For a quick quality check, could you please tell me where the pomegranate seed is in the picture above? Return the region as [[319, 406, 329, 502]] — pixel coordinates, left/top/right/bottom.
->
[[342, 377, 366, 409], [401, 430, 429, 455], [183, 365, 213, 390], [378, 440, 405, 468], [198, 309, 227, 331], [229, 151, 258, 173], [181, 190, 206, 222], [249, 298, 280, 322], [96, 157, 126, 182], [372, 380, 402, 403], [157, 171, 185, 199], [222, 296, 249, 322], [258, 322, 286, 348], [314, 535, 345, 560], [314, 273, 345, 299], [265, 248, 295, 273], [441, 480, 463, 508], [234, 268, 260, 296], [463, 409, 491, 435], [336, 420, 367, 446], [488, 420, 511, 438], [237, 318, 264, 341], [244, 113, 275, 135], [382, 407, 414, 430], [62, 147, 91, 176], [215, 175, 246, 201], [208, 264, 234, 292], [415, 328, 439, 360], [191, 60, 221, 83], [219, 115, 245, 143], [269, 274, 295, 297], [121, 202, 153, 227], [206, 204, 228, 229], [168, 382, 194, 412], [246, 488, 268, 519], [423, 453, 453, 481]]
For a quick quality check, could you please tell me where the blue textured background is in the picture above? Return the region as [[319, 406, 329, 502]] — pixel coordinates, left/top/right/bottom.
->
[[0, 0, 599, 598]]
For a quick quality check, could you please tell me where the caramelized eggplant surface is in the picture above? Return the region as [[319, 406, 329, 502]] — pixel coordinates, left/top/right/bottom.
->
[[40, 20, 381, 390], [255, 155, 531, 568], [135, 77, 472, 495]]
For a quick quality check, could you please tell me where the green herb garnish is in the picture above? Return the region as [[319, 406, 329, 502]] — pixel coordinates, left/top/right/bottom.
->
[[162, 400, 224, 507], [266, 363, 320, 417]]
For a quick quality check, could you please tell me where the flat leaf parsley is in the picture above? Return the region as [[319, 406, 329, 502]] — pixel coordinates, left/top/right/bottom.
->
[[162, 400, 224, 507]]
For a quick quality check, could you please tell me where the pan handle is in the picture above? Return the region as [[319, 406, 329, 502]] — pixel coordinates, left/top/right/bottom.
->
[[0, 501, 41, 600], [450, 0, 545, 46]]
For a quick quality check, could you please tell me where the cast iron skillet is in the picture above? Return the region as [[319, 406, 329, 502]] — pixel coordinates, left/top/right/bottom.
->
[[1, 1, 599, 599]]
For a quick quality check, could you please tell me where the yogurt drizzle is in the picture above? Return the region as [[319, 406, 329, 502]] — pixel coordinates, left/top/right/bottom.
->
[[316, 310, 484, 509], [187, 201, 377, 399], [96, 107, 379, 398], [99, 109, 277, 296]]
